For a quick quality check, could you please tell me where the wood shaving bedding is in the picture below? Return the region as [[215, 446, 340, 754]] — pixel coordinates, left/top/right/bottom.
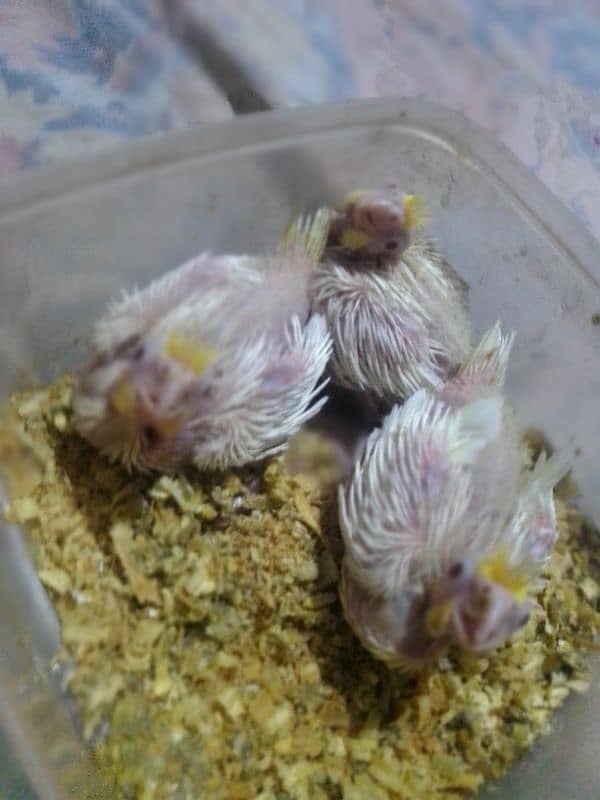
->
[[0, 375, 598, 800]]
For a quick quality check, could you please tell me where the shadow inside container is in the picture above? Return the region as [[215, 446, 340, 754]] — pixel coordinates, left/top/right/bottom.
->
[[50, 423, 152, 556]]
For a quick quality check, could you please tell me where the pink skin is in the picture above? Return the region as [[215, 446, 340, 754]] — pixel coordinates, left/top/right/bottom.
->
[[329, 189, 412, 261], [428, 559, 531, 655], [350, 192, 408, 238]]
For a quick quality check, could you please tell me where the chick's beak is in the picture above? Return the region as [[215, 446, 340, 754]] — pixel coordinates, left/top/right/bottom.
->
[[109, 376, 181, 442]]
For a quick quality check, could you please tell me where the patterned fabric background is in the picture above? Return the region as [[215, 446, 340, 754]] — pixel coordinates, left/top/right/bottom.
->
[[0, 1, 598, 236]]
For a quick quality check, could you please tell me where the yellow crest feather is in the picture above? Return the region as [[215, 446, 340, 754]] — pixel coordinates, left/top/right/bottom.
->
[[278, 210, 331, 264], [403, 194, 427, 231], [477, 550, 529, 602], [341, 189, 369, 208], [164, 332, 216, 376]]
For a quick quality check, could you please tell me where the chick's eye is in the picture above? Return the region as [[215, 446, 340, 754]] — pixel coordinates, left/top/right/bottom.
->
[[518, 611, 530, 628], [385, 240, 398, 251], [448, 562, 464, 580], [142, 425, 160, 447]]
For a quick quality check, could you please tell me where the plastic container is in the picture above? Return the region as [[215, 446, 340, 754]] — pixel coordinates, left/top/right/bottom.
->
[[0, 98, 598, 799]]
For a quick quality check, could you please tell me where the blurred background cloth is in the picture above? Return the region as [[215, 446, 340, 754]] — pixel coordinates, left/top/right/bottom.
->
[[0, 1, 598, 236]]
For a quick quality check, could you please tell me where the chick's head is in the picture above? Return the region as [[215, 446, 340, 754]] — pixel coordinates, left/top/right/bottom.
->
[[73, 332, 217, 471], [426, 552, 531, 655], [334, 188, 426, 261]]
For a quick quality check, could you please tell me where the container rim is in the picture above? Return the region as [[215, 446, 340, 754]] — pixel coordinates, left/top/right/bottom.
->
[[0, 98, 598, 289]]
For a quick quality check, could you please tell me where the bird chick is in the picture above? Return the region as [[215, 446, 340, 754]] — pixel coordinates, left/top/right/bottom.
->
[[312, 188, 472, 407], [72, 214, 332, 472], [338, 324, 570, 668]]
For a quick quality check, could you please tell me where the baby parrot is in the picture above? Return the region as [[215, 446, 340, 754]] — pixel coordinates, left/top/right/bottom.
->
[[338, 323, 571, 668], [312, 187, 472, 407], [72, 214, 332, 472]]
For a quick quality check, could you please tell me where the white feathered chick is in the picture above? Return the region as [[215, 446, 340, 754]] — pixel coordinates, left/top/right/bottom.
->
[[339, 323, 571, 668], [72, 214, 332, 472], [312, 187, 472, 407]]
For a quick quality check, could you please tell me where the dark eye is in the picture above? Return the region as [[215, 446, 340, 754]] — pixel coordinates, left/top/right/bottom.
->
[[518, 611, 530, 628], [366, 210, 375, 225], [115, 335, 140, 358], [448, 562, 463, 580], [142, 425, 159, 447], [133, 345, 145, 361], [385, 240, 398, 251]]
